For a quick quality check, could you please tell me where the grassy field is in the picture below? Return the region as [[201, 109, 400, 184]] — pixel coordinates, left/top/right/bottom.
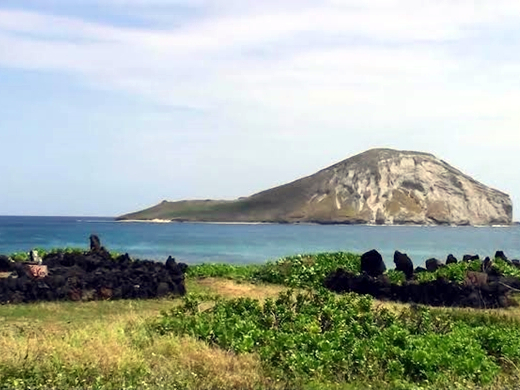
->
[[3, 252, 520, 389], [0, 279, 286, 390]]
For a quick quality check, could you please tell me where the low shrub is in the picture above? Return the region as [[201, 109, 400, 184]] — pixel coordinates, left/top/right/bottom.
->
[[187, 252, 520, 291], [151, 289, 520, 388], [415, 258, 520, 284], [186, 263, 261, 281], [253, 252, 361, 288]]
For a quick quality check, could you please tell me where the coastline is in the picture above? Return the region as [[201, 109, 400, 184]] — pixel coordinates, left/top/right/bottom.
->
[[116, 219, 517, 228], [118, 219, 281, 225], [118, 219, 172, 223]]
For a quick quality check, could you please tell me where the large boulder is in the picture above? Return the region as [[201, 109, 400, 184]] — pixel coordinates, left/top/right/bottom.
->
[[90, 234, 102, 252], [361, 249, 386, 277], [88, 234, 111, 260], [463, 254, 480, 262], [0, 255, 12, 272], [446, 254, 457, 265], [393, 251, 414, 279], [495, 251, 507, 261], [481, 257, 495, 274], [425, 258, 443, 272]]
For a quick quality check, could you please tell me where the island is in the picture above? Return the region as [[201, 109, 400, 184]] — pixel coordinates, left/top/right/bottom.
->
[[117, 148, 513, 226]]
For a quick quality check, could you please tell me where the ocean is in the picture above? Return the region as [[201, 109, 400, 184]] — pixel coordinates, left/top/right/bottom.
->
[[0, 216, 519, 266]]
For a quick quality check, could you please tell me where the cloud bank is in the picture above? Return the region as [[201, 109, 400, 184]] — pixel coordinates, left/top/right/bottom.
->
[[1, 0, 520, 215]]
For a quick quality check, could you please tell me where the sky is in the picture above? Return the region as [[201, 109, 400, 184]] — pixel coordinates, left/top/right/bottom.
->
[[1, 0, 520, 217]]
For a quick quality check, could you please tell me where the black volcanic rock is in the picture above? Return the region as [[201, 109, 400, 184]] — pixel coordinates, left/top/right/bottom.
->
[[324, 268, 518, 309], [425, 258, 443, 272], [463, 254, 480, 262], [482, 257, 494, 274], [495, 251, 507, 261], [446, 254, 457, 265], [394, 251, 414, 279], [90, 234, 102, 252], [0, 237, 187, 304], [0, 255, 12, 272], [360, 249, 386, 277]]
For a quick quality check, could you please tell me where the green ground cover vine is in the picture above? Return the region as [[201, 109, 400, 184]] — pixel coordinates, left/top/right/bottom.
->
[[151, 289, 520, 388], [186, 263, 262, 280]]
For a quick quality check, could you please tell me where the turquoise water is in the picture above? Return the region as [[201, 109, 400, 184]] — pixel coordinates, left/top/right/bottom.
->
[[0, 216, 519, 266]]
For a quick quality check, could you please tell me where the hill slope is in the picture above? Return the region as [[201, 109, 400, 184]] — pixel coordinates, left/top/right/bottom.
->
[[118, 148, 513, 225]]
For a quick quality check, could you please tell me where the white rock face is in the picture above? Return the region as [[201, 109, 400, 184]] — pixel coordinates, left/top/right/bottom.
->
[[300, 149, 512, 225]]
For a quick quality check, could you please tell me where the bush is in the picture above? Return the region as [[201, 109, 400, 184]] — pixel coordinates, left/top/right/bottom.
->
[[253, 252, 361, 287], [151, 289, 520, 387], [186, 263, 261, 281], [414, 259, 520, 284]]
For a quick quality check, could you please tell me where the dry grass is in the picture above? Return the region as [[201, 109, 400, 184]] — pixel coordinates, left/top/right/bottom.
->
[[141, 335, 278, 390], [194, 277, 286, 300], [372, 295, 520, 324], [0, 278, 287, 389]]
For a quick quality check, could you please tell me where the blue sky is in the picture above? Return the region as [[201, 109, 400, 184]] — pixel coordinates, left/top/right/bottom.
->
[[1, 0, 520, 217]]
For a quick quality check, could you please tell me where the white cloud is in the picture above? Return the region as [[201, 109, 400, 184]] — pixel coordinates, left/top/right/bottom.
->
[[2, 0, 520, 213]]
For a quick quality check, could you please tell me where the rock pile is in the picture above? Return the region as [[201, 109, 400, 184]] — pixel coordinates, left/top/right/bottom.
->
[[0, 235, 187, 304], [324, 249, 520, 309]]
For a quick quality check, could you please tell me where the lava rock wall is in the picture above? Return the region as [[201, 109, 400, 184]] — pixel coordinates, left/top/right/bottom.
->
[[325, 249, 520, 309], [0, 236, 187, 304]]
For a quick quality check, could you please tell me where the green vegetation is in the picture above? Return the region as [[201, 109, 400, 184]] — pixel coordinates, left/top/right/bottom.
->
[[7, 247, 122, 262], [186, 263, 261, 281], [116, 199, 270, 222], [186, 252, 361, 288], [0, 279, 286, 390], [254, 252, 361, 287], [8, 247, 84, 262], [189, 252, 520, 288], [386, 269, 407, 285], [3, 277, 519, 390], [152, 288, 520, 389], [3, 249, 520, 389], [415, 258, 520, 284]]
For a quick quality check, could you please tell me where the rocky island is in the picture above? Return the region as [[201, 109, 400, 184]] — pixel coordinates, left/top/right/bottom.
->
[[118, 148, 513, 226]]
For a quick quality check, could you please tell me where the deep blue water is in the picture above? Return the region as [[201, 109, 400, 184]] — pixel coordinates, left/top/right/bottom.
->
[[0, 216, 519, 266]]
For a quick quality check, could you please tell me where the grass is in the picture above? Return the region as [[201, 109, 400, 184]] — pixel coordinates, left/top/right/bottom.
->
[[0, 279, 286, 390], [186, 263, 262, 281]]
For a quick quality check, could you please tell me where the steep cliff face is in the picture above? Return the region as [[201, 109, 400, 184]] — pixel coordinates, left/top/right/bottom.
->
[[293, 149, 512, 225], [118, 148, 513, 226]]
